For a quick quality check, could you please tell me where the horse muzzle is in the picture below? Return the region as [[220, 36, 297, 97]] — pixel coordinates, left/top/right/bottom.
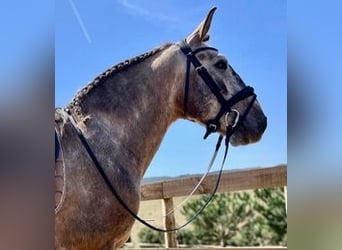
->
[[228, 111, 267, 146]]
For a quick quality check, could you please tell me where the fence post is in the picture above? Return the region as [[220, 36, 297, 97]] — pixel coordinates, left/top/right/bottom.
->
[[163, 197, 177, 248]]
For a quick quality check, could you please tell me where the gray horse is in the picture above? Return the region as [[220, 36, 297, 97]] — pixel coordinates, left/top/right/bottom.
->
[[55, 8, 267, 250]]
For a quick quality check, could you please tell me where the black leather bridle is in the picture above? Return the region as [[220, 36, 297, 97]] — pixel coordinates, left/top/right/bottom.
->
[[61, 40, 258, 232], [178, 40, 256, 142]]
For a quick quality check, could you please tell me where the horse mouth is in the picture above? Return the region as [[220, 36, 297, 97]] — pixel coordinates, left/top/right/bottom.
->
[[226, 116, 267, 146]]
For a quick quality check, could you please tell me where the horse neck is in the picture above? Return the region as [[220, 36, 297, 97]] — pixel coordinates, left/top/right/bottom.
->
[[70, 45, 185, 180]]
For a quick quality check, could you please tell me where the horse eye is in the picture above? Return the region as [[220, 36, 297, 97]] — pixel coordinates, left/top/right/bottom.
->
[[214, 60, 227, 70]]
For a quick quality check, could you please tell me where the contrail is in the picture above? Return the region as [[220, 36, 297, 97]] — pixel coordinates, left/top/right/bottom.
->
[[68, 0, 92, 44]]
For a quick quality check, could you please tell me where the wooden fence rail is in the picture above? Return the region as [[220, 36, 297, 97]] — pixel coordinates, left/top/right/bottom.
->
[[141, 165, 287, 201], [137, 164, 287, 249]]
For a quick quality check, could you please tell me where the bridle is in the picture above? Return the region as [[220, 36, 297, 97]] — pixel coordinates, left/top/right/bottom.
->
[[178, 40, 256, 141], [63, 40, 256, 232]]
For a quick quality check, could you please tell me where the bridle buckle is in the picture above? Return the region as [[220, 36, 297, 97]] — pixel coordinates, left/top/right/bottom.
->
[[224, 109, 240, 128], [195, 65, 205, 72], [208, 123, 217, 131]]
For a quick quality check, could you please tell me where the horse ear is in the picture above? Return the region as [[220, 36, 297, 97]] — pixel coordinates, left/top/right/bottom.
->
[[187, 7, 217, 45]]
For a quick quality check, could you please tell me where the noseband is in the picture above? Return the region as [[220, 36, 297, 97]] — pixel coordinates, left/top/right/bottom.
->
[[178, 40, 256, 141]]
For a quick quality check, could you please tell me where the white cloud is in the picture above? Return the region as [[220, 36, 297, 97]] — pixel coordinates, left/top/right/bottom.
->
[[117, 0, 179, 23]]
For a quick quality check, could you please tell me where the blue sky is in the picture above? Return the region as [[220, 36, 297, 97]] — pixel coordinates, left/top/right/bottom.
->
[[56, 0, 286, 178]]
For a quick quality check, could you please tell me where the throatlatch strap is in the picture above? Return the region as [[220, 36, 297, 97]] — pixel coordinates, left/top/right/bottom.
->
[[180, 40, 220, 115], [183, 57, 191, 114]]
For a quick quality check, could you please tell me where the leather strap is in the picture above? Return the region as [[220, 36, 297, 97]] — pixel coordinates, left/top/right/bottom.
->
[[178, 40, 255, 139]]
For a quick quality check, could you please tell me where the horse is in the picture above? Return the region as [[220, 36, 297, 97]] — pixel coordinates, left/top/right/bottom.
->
[[55, 7, 267, 250]]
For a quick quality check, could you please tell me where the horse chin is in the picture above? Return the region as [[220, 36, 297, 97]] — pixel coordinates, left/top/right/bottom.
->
[[227, 126, 264, 147], [230, 134, 255, 146]]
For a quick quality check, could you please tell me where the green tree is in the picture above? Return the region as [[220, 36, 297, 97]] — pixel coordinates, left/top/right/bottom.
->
[[181, 188, 287, 246], [176, 229, 198, 246], [138, 227, 198, 247], [138, 227, 164, 244], [253, 187, 287, 245], [181, 192, 254, 246]]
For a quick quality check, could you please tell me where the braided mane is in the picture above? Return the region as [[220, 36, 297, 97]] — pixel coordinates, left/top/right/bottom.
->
[[67, 43, 172, 110]]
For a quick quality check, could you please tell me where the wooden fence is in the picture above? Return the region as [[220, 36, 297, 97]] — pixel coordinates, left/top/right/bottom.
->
[[135, 164, 287, 250]]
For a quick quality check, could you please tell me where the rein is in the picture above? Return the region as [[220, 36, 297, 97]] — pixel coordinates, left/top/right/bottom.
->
[[64, 41, 256, 232]]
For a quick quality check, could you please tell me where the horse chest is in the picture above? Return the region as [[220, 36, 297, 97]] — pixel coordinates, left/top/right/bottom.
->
[[55, 146, 140, 249]]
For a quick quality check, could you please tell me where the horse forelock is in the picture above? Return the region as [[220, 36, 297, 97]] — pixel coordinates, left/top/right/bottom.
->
[[67, 43, 173, 111]]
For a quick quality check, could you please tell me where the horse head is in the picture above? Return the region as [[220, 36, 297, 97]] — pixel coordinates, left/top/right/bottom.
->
[[178, 7, 267, 146]]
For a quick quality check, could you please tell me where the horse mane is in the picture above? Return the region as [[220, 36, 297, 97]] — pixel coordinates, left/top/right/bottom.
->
[[67, 43, 172, 110]]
